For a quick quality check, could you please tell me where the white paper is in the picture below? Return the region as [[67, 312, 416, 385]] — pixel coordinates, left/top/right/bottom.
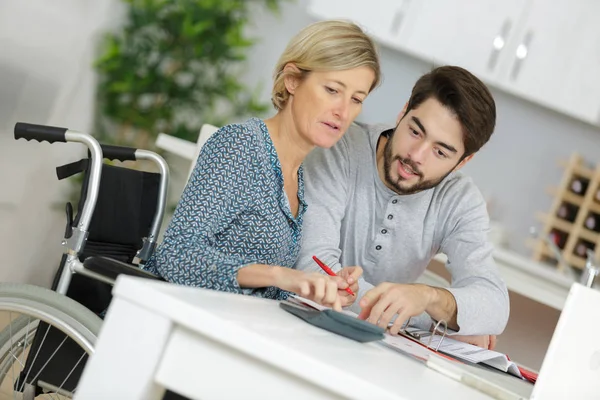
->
[[417, 332, 523, 379], [288, 295, 360, 318], [380, 333, 434, 361]]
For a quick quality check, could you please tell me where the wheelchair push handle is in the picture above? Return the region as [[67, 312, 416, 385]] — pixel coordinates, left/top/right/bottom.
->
[[100, 144, 137, 162], [14, 121, 104, 247], [14, 122, 67, 144]]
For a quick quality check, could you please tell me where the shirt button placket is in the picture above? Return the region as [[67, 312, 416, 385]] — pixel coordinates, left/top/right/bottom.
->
[[377, 199, 397, 252]]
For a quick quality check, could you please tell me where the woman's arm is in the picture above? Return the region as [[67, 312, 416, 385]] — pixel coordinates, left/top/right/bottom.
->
[[151, 124, 260, 293]]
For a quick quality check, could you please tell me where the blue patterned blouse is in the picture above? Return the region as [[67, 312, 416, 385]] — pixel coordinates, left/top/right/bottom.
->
[[144, 118, 306, 300]]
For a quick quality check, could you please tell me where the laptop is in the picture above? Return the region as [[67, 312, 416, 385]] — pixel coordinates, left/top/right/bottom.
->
[[530, 282, 600, 399]]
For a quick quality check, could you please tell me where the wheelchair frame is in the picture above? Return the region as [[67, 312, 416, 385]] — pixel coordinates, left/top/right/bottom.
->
[[0, 122, 172, 397], [13, 122, 170, 296]]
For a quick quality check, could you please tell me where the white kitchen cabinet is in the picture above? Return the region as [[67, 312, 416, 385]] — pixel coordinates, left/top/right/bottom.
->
[[497, 0, 600, 125], [307, 0, 600, 127], [565, 10, 600, 126], [399, 0, 527, 84], [306, 0, 417, 46]]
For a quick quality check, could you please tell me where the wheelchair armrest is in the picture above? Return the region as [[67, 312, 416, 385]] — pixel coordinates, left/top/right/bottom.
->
[[83, 256, 164, 282]]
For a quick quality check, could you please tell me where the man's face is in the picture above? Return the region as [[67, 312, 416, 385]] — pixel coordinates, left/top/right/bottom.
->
[[382, 97, 471, 195]]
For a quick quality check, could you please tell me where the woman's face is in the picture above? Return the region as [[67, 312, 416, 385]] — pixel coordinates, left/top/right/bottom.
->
[[286, 66, 375, 148]]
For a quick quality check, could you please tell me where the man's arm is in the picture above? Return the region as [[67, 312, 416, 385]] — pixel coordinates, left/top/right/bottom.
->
[[438, 185, 510, 336]]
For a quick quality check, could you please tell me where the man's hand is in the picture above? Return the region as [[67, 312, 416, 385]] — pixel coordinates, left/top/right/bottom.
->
[[358, 282, 435, 335], [337, 266, 362, 307], [452, 335, 497, 350]]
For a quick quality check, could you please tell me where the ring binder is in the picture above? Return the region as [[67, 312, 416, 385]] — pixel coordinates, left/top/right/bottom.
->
[[400, 318, 449, 352], [427, 320, 448, 351]]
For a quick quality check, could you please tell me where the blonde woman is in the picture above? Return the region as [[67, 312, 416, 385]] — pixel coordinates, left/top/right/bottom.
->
[[145, 20, 381, 310]]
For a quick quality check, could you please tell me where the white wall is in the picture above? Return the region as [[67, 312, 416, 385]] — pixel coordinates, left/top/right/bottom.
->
[[0, 0, 123, 286], [243, 1, 600, 257]]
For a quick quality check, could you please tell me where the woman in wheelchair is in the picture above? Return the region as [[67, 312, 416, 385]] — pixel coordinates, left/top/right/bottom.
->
[[144, 20, 381, 310]]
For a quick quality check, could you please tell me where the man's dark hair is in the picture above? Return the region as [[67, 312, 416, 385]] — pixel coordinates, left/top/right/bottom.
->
[[406, 65, 496, 158]]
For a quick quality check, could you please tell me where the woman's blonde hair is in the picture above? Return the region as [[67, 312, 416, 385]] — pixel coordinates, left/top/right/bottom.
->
[[271, 20, 381, 111]]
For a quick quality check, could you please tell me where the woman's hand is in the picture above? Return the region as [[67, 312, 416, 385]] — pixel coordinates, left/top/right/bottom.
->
[[337, 266, 363, 307], [273, 268, 343, 311]]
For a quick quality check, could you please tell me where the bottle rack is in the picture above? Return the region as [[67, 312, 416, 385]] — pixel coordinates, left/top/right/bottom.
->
[[529, 153, 600, 271]]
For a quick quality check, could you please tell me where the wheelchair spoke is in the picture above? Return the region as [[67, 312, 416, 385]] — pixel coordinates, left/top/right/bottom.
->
[[57, 352, 85, 396], [22, 335, 68, 393], [13, 316, 30, 394], [7, 350, 25, 369], [13, 316, 30, 393], [8, 312, 14, 400], [0, 283, 101, 399], [18, 323, 51, 393], [18, 318, 31, 377], [38, 379, 76, 399]]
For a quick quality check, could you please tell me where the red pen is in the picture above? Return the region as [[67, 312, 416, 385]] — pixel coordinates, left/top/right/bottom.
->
[[312, 255, 355, 296]]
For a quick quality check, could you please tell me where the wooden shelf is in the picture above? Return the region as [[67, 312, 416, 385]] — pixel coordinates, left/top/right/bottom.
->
[[579, 227, 600, 243], [535, 211, 573, 232], [588, 201, 600, 214], [559, 159, 595, 179], [566, 254, 587, 269], [546, 186, 584, 206], [533, 153, 600, 271]]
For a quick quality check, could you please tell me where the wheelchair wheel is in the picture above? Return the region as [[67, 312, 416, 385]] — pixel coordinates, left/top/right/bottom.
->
[[0, 283, 102, 399]]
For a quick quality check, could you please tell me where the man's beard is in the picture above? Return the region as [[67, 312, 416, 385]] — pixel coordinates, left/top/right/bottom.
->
[[382, 135, 452, 195]]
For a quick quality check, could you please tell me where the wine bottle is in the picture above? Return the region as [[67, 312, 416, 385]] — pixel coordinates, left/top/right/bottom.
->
[[584, 212, 600, 232], [549, 229, 568, 249], [574, 239, 595, 258], [570, 177, 589, 195], [556, 202, 578, 222]]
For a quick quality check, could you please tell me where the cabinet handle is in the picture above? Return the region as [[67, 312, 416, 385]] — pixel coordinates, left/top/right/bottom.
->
[[390, 0, 411, 36], [510, 30, 534, 81], [487, 19, 512, 72]]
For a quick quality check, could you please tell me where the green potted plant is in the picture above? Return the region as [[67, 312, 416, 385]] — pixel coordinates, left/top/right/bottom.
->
[[93, 0, 282, 150]]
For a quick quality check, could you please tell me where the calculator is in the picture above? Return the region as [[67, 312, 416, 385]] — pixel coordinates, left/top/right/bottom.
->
[[279, 300, 385, 343]]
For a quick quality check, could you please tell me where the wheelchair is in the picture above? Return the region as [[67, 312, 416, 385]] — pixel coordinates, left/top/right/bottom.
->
[[0, 122, 170, 398]]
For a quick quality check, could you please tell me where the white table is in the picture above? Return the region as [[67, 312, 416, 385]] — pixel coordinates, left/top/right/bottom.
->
[[75, 276, 494, 400]]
